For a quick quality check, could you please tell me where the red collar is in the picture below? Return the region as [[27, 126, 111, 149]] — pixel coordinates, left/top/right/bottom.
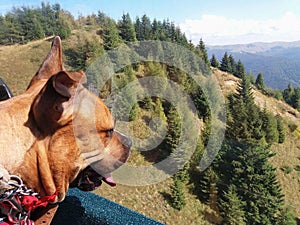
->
[[0, 175, 57, 225]]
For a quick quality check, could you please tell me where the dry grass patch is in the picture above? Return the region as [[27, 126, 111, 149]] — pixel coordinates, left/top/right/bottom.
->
[[0, 37, 54, 95], [270, 133, 300, 217], [95, 179, 215, 225]]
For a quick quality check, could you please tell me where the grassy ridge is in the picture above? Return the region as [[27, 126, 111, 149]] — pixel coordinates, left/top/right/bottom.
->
[[0, 37, 54, 95]]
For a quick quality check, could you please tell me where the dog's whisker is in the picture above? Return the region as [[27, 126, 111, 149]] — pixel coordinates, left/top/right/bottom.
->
[[82, 150, 105, 165], [84, 156, 104, 165], [81, 149, 102, 159]]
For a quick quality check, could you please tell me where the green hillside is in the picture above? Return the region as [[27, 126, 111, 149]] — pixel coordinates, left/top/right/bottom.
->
[[1, 3, 300, 225], [1, 34, 300, 225]]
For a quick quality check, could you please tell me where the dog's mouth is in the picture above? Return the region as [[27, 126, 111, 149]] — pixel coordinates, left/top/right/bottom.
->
[[71, 166, 116, 191]]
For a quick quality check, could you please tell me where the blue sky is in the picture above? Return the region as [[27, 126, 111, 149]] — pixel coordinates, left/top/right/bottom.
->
[[1, 0, 300, 45]]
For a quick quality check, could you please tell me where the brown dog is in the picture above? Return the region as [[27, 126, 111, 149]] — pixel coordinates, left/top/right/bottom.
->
[[0, 36, 130, 202]]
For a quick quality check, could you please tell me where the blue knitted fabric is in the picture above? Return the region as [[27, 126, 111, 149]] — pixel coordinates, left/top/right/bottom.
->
[[52, 188, 165, 225]]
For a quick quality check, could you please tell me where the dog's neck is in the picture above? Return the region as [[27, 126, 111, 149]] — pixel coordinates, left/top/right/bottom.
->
[[12, 125, 83, 202], [0, 81, 47, 171], [12, 138, 58, 198]]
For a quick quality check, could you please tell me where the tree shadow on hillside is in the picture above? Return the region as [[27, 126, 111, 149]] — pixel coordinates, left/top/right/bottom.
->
[[188, 170, 209, 203], [159, 191, 173, 207]]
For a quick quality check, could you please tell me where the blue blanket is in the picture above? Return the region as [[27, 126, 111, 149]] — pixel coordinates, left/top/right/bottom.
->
[[52, 188, 165, 225]]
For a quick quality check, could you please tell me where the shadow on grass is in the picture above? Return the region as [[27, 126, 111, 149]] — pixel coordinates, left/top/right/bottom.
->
[[159, 191, 173, 208]]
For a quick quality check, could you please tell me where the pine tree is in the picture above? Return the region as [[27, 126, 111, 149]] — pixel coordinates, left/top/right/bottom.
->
[[282, 85, 300, 110], [140, 14, 152, 40], [234, 73, 254, 110], [170, 174, 186, 210], [196, 166, 218, 203], [213, 56, 285, 225], [220, 52, 232, 72], [248, 71, 256, 84], [261, 107, 279, 144], [191, 85, 210, 119], [228, 54, 236, 75], [134, 17, 143, 40], [17, 7, 44, 41], [3, 14, 22, 44], [283, 84, 294, 106], [169, 22, 177, 42], [218, 142, 284, 225], [210, 54, 220, 68], [255, 72, 266, 91], [227, 93, 249, 140], [170, 161, 190, 210], [31, 17, 44, 39], [227, 74, 263, 143], [293, 87, 300, 110], [195, 38, 210, 66], [124, 66, 138, 121], [67, 33, 103, 70], [165, 106, 181, 155], [219, 185, 246, 225], [276, 116, 285, 143], [40, 2, 56, 36], [97, 11, 122, 50], [117, 13, 136, 43], [232, 143, 284, 225], [235, 60, 246, 78], [55, 11, 72, 39]]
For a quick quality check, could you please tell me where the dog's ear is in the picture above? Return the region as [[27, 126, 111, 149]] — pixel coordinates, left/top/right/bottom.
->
[[53, 71, 86, 98], [27, 36, 64, 89], [32, 71, 86, 134]]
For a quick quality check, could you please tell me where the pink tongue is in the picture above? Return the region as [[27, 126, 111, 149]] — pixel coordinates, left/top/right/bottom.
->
[[103, 174, 117, 187]]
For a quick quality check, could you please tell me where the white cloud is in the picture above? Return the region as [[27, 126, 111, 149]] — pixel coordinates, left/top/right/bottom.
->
[[180, 12, 300, 45]]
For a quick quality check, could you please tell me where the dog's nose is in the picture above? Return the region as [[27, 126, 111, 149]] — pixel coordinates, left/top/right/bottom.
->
[[115, 131, 132, 149]]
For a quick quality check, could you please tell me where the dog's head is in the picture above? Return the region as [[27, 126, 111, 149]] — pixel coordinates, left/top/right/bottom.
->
[[26, 37, 130, 201]]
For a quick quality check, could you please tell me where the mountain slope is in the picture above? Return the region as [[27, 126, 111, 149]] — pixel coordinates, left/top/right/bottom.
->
[[207, 41, 300, 89], [213, 67, 300, 124], [0, 36, 299, 223], [214, 68, 300, 218]]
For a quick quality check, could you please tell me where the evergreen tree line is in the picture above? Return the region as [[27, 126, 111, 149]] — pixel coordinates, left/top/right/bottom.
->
[[196, 72, 295, 224], [79, 11, 192, 51], [0, 2, 73, 45], [92, 11, 211, 67], [211, 52, 300, 111], [211, 52, 247, 78], [211, 52, 262, 86], [211, 52, 269, 96]]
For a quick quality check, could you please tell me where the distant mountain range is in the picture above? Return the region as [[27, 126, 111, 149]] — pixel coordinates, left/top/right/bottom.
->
[[207, 41, 300, 89]]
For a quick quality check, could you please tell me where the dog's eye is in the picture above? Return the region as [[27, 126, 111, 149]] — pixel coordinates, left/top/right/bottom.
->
[[106, 129, 114, 138]]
